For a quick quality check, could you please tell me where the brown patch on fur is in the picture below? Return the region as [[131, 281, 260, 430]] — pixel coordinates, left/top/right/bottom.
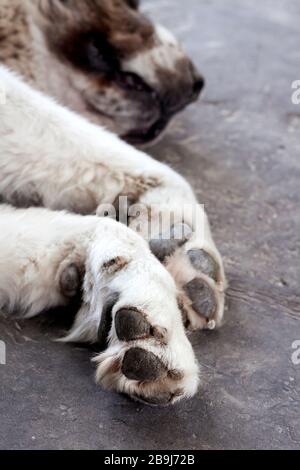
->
[[168, 369, 184, 381], [151, 325, 168, 345], [35, 0, 155, 69], [102, 256, 129, 275], [113, 175, 161, 224], [129, 175, 161, 195], [115, 175, 160, 206], [0, 0, 34, 80], [123, 175, 160, 204]]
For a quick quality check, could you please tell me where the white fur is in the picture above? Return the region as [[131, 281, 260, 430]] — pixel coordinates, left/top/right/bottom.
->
[[0, 64, 226, 402], [0, 204, 199, 401], [0, 64, 193, 210], [0, 63, 225, 277], [123, 25, 186, 86]]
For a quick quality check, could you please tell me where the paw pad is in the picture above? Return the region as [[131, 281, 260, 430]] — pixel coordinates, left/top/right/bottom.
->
[[121, 347, 167, 382], [115, 308, 151, 342], [184, 278, 217, 319], [150, 223, 192, 262]]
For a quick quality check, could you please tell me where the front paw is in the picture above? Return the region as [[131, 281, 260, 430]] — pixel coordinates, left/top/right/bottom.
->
[[90, 250, 200, 405], [94, 293, 199, 405], [150, 223, 227, 331], [58, 221, 200, 404]]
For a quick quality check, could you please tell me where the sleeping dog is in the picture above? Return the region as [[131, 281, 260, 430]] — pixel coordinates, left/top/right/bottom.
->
[[0, 0, 226, 405]]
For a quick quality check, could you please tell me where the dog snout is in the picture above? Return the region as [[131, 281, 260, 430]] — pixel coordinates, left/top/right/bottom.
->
[[160, 62, 205, 117]]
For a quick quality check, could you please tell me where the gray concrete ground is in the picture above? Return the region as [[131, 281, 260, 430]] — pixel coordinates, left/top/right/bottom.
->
[[0, 0, 299, 450]]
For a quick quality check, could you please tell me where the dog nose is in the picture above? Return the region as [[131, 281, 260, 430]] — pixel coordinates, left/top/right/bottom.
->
[[160, 66, 205, 117], [192, 74, 205, 98], [189, 60, 205, 100]]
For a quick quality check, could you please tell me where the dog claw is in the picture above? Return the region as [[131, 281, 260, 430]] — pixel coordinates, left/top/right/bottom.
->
[[207, 320, 216, 330]]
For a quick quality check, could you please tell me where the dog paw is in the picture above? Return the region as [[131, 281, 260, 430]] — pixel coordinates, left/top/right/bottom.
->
[[94, 291, 199, 405], [150, 223, 226, 331], [59, 220, 200, 404], [91, 254, 200, 405]]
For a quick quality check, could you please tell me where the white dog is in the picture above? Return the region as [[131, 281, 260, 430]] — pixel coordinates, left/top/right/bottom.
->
[[0, 0, 226, 405]]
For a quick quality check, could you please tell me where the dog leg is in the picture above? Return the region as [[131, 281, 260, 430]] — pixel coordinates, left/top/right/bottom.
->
[[0, 64, 226, 331], [0, 204, 95, 318], [0, 204, 199, 404]]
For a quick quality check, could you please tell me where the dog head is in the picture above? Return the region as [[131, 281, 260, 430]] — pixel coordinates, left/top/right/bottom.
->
[[30, 0, 204, 144]]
